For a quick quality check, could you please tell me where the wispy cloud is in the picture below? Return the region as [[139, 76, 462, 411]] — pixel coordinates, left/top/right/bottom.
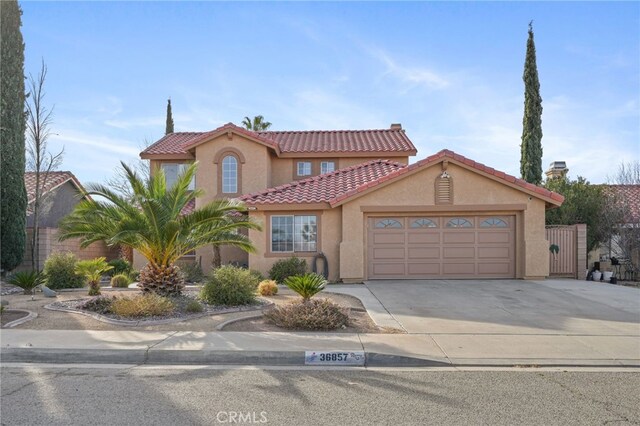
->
[[105, 116, 165, 130], [367, 47, 449, 91]]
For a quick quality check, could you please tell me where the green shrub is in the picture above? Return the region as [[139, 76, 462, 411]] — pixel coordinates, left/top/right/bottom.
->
[[78, 295, 115, 315], [128, 269, 140, 282], [257, 279, 278, 296], [110, 273, 132, 288], [180, 262, 205, 283], [111, 294, 175, 318], [107, 258, 131, 276], [264, 299, 349, 330], [76, 257, 113, 296], [185, 299, 204, 313], [199, 265, 259, 306], [268, 257, 307, 284], [249, 269, 265, 283], [0, 305, 5, 315], [8, 270, 44, 295], [43, 252, 84, 290], [284, 273, 326, 301]]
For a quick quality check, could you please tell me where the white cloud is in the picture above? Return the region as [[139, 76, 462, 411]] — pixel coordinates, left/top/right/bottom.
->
[[367, 47, 449, 91], [105, 116, 165, 130]]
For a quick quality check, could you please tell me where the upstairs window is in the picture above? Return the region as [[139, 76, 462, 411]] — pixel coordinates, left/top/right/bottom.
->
[[161, 163, 195, 190], [222, 155, 238, 194], [297, 162, 312, 176], [320, 161, 335, 174]]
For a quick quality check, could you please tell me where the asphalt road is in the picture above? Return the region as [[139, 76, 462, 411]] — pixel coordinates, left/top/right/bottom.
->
[[1, 365, 639, 426]]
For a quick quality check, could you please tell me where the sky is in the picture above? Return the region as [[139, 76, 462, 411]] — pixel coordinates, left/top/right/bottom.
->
[[20, 1, 639, 187]]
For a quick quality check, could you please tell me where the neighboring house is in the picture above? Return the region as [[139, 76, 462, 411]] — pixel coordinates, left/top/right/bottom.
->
[[590, 184, 640, 278], [139, 122, 564, 281], [17, 171, 118, 271]]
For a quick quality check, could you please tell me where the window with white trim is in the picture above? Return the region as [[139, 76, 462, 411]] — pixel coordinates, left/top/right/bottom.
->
[[297, 162, 312, 176], [161, 163, 195, 190], [271, 215, 317, 253], [320, 161, 335, 174], [222, 155, 238, 193]]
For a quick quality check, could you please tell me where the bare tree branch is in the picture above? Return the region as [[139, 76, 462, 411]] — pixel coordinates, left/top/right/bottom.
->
[[26, 60, 64, 271]]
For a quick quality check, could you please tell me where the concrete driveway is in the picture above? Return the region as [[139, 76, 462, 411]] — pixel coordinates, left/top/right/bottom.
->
[[364, 279, 640, 336]]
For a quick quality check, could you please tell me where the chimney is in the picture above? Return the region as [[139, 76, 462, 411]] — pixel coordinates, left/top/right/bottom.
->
[[545, 161, 569, 179], [390, 123, 402, 130]]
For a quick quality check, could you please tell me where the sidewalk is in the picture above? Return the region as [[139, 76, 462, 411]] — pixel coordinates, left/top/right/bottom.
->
[[2, 329, 638, 367], [2, 282, 638, 368]]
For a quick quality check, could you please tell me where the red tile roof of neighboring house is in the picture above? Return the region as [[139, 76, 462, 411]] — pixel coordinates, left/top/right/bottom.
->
[[141, 123, 416, 157], [606, 185, 640, 223], [24, 171, 86, 205], [239, 160, 405, 205], [240, 149, 564, 207]]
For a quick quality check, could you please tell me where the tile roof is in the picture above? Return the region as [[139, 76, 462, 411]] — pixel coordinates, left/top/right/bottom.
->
[[24, 171, 86, 205], [141, 123, 416, 157], [239, 160, 406, 205], [240, 149, 564, 207], [256, 129, 416, 154], [181, 198, 196, 216], [606, 185, 640, 223]]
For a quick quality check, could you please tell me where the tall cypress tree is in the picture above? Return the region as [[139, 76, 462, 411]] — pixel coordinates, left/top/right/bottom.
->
[[165, 98, 174, 134], [520, 21, 543, 185], [0, 0, 28, 272]]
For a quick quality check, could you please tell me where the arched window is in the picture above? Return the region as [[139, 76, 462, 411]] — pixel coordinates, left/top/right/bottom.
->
[[411, 218, 437, 228], [375, 219, 403, 229], [480, 217, 508, 228], [222, 155, 238, 194], [446, 218, 473, 228]]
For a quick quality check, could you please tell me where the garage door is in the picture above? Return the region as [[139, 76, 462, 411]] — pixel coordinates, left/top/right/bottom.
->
[[367, 215, 515, 279]]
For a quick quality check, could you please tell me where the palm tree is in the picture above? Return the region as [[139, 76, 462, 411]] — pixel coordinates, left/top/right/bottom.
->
[[241, 115, 272, 131], [59, 162, 261, 296]]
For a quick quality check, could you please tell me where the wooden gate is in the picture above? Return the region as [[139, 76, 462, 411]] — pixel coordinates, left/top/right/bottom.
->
[[545, 224, 587, 279]]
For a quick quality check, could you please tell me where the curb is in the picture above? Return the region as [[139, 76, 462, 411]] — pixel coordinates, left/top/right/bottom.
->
[[1, 310, 38, 329], [3, 347, 636, 368], [215, 313, 264, 330]]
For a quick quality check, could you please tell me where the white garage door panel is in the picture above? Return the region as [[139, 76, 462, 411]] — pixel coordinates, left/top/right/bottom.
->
[[368, 215, 515, 279]]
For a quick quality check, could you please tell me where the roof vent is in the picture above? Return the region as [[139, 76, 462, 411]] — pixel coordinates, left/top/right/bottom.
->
[[390, 123, 402, 130]]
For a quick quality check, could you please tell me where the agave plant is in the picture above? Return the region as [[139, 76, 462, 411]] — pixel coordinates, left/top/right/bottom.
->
[[75, 257, 113, 296], [284, 273, 327, 302], [59, 162, 261, 296], [8, 270, 45, 297]]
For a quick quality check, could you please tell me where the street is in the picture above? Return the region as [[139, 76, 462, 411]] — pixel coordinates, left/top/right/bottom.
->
[[1, 365, 638, 425]]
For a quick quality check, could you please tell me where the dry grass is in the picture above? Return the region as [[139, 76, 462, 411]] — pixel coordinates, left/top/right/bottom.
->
[[110, 294, 175, 318]]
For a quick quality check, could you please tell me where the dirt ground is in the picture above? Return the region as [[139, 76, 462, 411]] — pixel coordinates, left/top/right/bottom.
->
[[0, 287, 395, 333]]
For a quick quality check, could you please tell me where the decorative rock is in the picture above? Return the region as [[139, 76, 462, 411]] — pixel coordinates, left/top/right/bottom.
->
[[41, 286, 58, 297]]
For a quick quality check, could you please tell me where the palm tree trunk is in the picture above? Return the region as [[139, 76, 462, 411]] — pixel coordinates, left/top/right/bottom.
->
[[212, 245, 221, 269]]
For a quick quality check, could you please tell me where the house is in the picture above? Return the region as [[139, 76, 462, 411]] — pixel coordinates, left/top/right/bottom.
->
[[17, 171, 118, 271], [139, 122, 564, 281]]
